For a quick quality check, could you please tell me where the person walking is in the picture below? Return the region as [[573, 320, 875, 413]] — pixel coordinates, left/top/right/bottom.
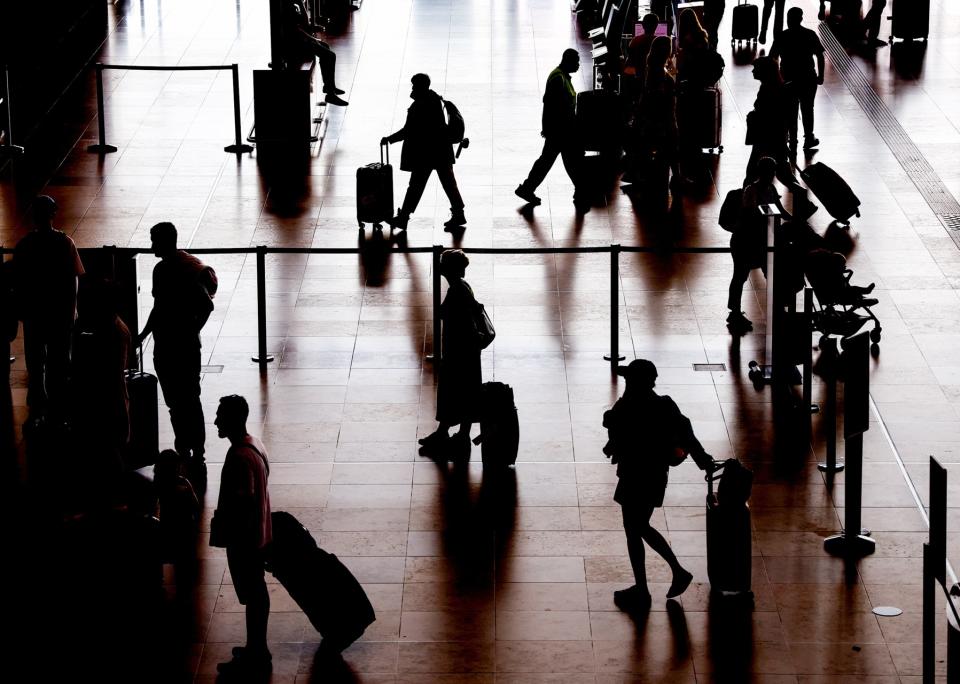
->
[[382, 74, 466, 232], [603, 359, 715, 611], [863, 0, 888, 48], [771, 7, 825, 154], [515, 49, 589, 212], [13, 195, 84, 429], [210, 395, 273, 678], [743, 56, 797, 188], [418, 249, 482, 461], [138, 222, 217, 486], [759, 0, 786, 44]]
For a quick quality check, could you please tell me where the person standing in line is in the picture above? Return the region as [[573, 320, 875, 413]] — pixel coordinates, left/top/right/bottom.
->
[[138, 222, 217, 487], [13, 195, 84, 429], [515, 49, 590, 213], [382, 73, 467, 232], [759, 0, 786, 44], [417, 249, 482, 461], [603, 359, 715, 611], [211, 395, 273, 678], [771, 7, 825, 154]]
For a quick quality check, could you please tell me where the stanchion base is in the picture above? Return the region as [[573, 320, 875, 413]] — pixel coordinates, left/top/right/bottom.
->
[[87, 144, 118, 154], [0, 144, 25, 157], [824, 532, 875, 558], [251, 355, 275, 364], [817, 461, 845, 473], [225, 143, 254, 154], [603, 354, 626, 362]]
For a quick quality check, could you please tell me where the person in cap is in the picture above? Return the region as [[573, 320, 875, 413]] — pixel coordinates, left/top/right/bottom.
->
[[602, 359, 716, 611]]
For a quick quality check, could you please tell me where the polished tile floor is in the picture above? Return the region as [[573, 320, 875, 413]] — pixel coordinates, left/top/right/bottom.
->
[[5, 0, 960, 681]]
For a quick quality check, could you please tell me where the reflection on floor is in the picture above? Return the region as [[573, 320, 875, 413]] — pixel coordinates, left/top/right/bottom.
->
[[4, 0, 960, 681]]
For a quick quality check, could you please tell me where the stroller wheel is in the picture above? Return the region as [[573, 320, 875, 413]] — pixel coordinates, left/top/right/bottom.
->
[[871, 343, 880, 357], [869, 327, 882, 344]]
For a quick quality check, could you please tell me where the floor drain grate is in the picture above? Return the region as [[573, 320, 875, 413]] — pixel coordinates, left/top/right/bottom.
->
[[693, 363, 726, 371], [818, 23, 960, 246]]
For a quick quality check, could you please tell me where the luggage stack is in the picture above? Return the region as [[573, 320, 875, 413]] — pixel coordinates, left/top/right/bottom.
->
[[890, 0, 929, 43]]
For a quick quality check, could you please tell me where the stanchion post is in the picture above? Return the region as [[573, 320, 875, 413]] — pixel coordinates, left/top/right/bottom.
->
[[87, 64, 117, 154], [603, 244, 625, 371], [923, 542, 936, 684], [824, 330, 874, 557], [0, 65, 25, 157], [427, 245, 442, 362], [802, 288, 816, 427], [250, 246, 274, 367], [225, 64, 253, 154]]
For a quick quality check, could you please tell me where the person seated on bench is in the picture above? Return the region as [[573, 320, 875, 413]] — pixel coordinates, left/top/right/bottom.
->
[[282, 0, 349, 106]]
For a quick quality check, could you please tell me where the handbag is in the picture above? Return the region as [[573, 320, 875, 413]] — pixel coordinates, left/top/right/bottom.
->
[[209, 509, 228, 548], [472, 301, 496, 350]]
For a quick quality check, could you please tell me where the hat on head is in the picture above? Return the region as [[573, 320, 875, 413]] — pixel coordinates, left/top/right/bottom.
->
[[617, 358, 658, 386]]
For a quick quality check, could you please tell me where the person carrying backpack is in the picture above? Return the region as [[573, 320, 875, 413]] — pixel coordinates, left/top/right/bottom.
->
[[381, 73, 467, 232], [603, 359, 716, 612], [138, 222, 218, 487]]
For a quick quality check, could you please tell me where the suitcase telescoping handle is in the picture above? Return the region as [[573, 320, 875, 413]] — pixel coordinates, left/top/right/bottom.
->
[[705, 458, 727, 496], [381, 141, 389, 165]]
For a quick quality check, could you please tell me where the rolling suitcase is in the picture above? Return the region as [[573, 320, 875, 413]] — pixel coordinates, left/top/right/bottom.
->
[[473, 382, 519, 467], [800, 162, 861, 224], [731, 0, 759, 45], [577, 89, 622, 153], [890, 0, 929, 42], [269, 511, 376, 651], [356, 143, 394, 229], [124, 346, 159, 469], [706, 459, 753, 600], [693, 86, 722, 153]]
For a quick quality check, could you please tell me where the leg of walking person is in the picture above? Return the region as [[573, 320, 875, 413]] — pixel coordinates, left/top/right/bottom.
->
[[800, 83, 818, 147], [519, 138, 563, 197], [22, 321, 48, 421], [392, 167, 433, 229], [773, 0, 786, 39], [436, 164, 466, 229], [620, 503, 652, 598], [760, 0, 774, 42], [181, 343, 205, 461], [558, 140, 587, 203], [864, 0, 887, 43], [787, 84, 801, 153]]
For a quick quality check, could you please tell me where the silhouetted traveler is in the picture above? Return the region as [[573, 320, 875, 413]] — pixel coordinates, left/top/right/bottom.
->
[[727, 157, 788, 333], [771, 7, 825, 153], [515, 49, 589, 212], [604, 359, 714, 611], [382, 74, 466, 232], [418, 249, 482, 461], [677, 9, 724, 90], [282, 0, 349, 106], [138, 222, 217, 483], [759, 0, 786, 44], [743, 56, 798, 188], [863, 0, 888, 48], [14, 195, 84, 428], [154, 449, 200, 587], [73, 279, 131, 472], [703, 0, 726, 50], [625, 14, 660, 89], [211, 395, 273, 677], [638, 37, 682, 195]]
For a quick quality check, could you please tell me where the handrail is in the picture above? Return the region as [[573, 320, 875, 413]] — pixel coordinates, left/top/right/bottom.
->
[[86, 62, 253, 155]]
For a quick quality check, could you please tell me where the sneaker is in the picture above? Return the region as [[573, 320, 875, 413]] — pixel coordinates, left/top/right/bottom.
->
[[217, 649, 272, 676], [614, 586, 652, 612], [323, 86, 346, 95], [443, 212, 467, 231], [448, 431, 471, 463], [726, 311, 754, 333], [573, 198, 591, 214], [515, 184, 542, 205], [666, 569, 693, 598], [388, 212, 409, 230], [418, 431, 449, 456], [803, 136, 820, 150], [324, 93, 349, 106], [865, 37, 888, 48]]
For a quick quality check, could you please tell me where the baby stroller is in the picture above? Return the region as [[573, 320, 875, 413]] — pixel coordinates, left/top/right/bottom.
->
[[804, 248, 882, 351]]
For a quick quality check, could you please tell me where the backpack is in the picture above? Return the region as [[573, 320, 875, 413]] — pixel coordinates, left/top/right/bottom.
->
[[193, 264, 218, 327], [442, 99, 466, 144], [719, 188, 744, 232], [472, 300, 496, 350]]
